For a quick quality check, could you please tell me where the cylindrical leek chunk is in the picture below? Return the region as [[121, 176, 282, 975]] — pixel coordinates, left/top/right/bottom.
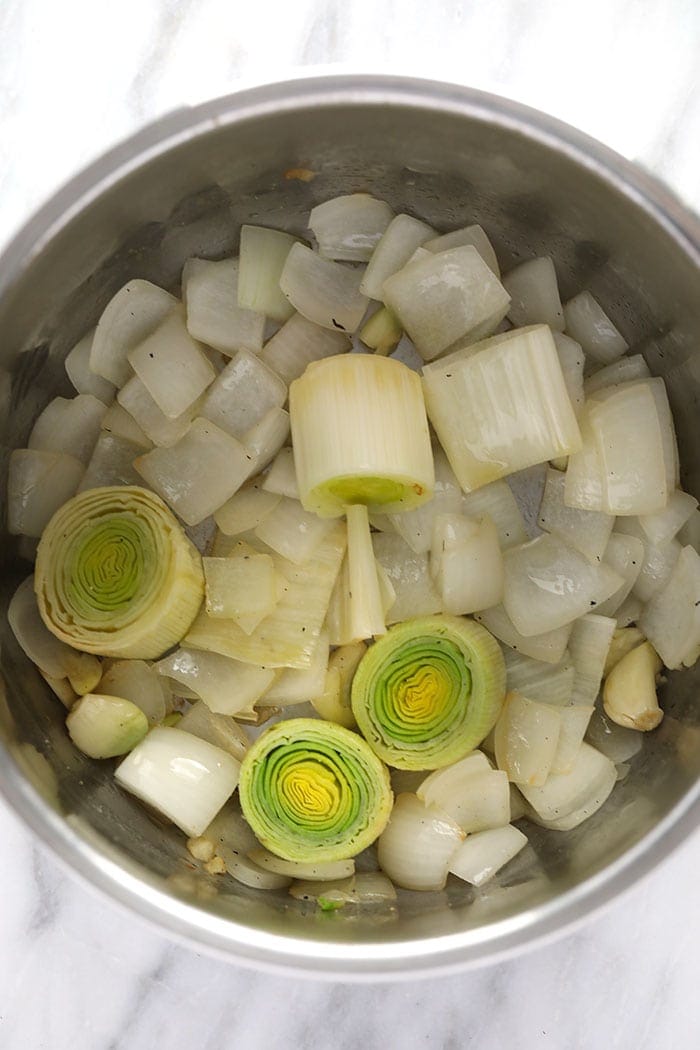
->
[[35, 485, 204, 659], [289, 354, 434, 518]]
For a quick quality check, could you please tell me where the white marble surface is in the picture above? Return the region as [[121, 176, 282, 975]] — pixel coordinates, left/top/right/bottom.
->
[[1, 1, 700, 1047]]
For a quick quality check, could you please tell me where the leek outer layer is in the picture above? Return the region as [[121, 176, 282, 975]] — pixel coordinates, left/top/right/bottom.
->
[[239, 718, 393, 862], [35, 485, 204, 659], [289, 353, 434, 518], [351, 615, 506, 770]]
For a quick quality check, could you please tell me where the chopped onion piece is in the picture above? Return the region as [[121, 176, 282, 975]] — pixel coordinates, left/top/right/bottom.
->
[[520, 742, 616, 829], [255, 496, 336, 565], [289, 872, 397, 906], [431, 513, 504, 614], [615, 595, 643, 627], [448, 825, 528, 886], [502, 647, 574, 706], [639, 489, 698, 546], [203, 554, 278, 625], [67, 693, 148, 759], [538, 466, 613, 563], [384, 246, 510, 361], [424, 224, 499, 276], [461, 480, 528, 549], [201, 349, 286, 441], [159, 647, 274, 717], [567, 613, 616, 706], [264, 630, 329, 705], [563, 291, 628, 364], [176, 700, 250, 761], [552, 332, 585, 416], [262, 447, 298, 500], [101, 403, 152, 449], [388, 447, 463, 554], [418, 763, 510, 833], [218, 846, 292, 890], [584, 353, 651, 397], [372, 533, 442, 623], [238, 225, 298, 322], [128, 310, 215, 419], [280, 243, 368, 333], [310, 193, 394, 262], [502, 257, 564, 331], [346, 504, 387, 640], [90, 280, 177, 387], [494, 692, 561, 786], [377, 793, 464, 891], [640, 545, 700, 668], [78, 434, 143, 492], [249, 848, 353, 881], [243, 407, 290, 477], [118, 375, 201, 447], [359, 305, 403, 355], [475, 605, 572, 665], [360, 213, 435, 299], [615, 518, 681, 603], [551, 705, 594, 774], [65, 329, 116, 404], [29, 394, 108, 465], [115, 726, 240, 836], [182, 257, 264, 355], [8, 450, 84, 537], [595, 533, 645, 616], [258, 312, 351, 384], [214, 478, 281, 536], [311, 642, 364, 728], [98, 659, 168, 725], [423, 325, 581, 491], [503, 534, 622, 636], [135, 419, 252, 525]]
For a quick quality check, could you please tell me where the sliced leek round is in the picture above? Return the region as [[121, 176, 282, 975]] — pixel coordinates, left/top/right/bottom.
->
[[238, 717, 393, 862], [35, 485, 204, 659], [289, 354, 434, 518], [351, 615, 506, 769]]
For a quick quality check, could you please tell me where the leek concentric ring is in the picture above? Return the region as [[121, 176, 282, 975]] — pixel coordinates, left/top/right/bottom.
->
[[351, 615, 506, 769], [239, 718, 393, 862], [35, 486, 204, 659]]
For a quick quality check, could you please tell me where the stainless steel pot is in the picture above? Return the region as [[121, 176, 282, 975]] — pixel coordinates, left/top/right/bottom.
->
[[0, 76, 698, 979]]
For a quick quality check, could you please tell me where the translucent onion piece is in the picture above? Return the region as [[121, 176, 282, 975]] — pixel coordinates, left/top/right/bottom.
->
[[8, 577, 102, 691], [289, 872, 397, 906], [494, 692, 561, 786], [377, 792, 464, 891], [182, 257, 265, 355], [639, 489, 698, 546], [615, 518, 681, 603], [603, 626, 645, 676], [309, 193, 394, 262], [552, 332, 585, 416], [360, 214, 435, 300], [431, 513, 504, 615], [177, 700, 250, 761], [388, 447, 463, 555], [595, 534, 645, 616], [279, 243, 368, 333], [238, 225, 298, 322], [503, 534, 622, 636], [217, 846, 291, 890], [568, 613, 616, 706], [502, 647, 574, 706], [584, 353, 651, 397], [78, 435, 143, 493], [461, 480, 529, 549], [98, 659, 168, 725], [519, 742, 616, 829], [359, 305, 403, 355], [35, 485, 204, 659], [372, 533, 442, 624], [615, 595, 643, 628], [551, 705, 595, 774], [346, 504, 386, 641], [419, 763, 510, 833], [248, 848, 354, 881], [90, 280, 177, 387], [424, 225, 500, 276], [101, 403, 152, 449], [239, 717, 393, 862], [200, 349, 286, 441], [562, 291, 628, 364], [262, 448, 299, 500], [311, 643, 364, 728], [185, 521, 346, 668], [384, 246, 510, 362], [423, 325, 581, 491], [258, 312, 351, 385], [351, 614, 506, 770], [29, 394, 108, 465], [203, 554, 277, 622], [65, 329, 116, 404], [538, 467, 613, 563], [475, 605, 571, 665], [255, 496, 336, 565], [214, 478, 281, 536], [502, 257, 564, 331], [128, 310, 216, 419], [290, 354, 434, 518], [640, 545, 700, 668], [8, 450, 84, 538], [135, 418, 252, 525], [115, 726, 240, 837], [67, 693, 148, 759], [118, 375, 201, 448], [264, 630, 330, 705], [242, 407, 290, 480], [448, 825, 528, 886]]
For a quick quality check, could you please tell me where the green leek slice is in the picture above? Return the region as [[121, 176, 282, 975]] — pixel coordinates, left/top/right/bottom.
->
[[35, 485, 204, 659], [351, 615, 506, 770], [239, 717, 393, 862]]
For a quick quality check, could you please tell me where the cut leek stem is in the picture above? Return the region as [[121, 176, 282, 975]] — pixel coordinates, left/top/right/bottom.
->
[[290, 354, 434, 518], [346, 504, 387, 640], [359, 306, 403, 355], [35, 485, 204, 659]]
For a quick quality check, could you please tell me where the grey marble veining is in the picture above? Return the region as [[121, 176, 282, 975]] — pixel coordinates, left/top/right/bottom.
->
[[1, 1, 699, 1048]]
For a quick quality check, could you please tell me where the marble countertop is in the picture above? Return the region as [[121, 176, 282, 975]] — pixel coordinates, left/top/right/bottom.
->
[[1, 1, 700, 1047]]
